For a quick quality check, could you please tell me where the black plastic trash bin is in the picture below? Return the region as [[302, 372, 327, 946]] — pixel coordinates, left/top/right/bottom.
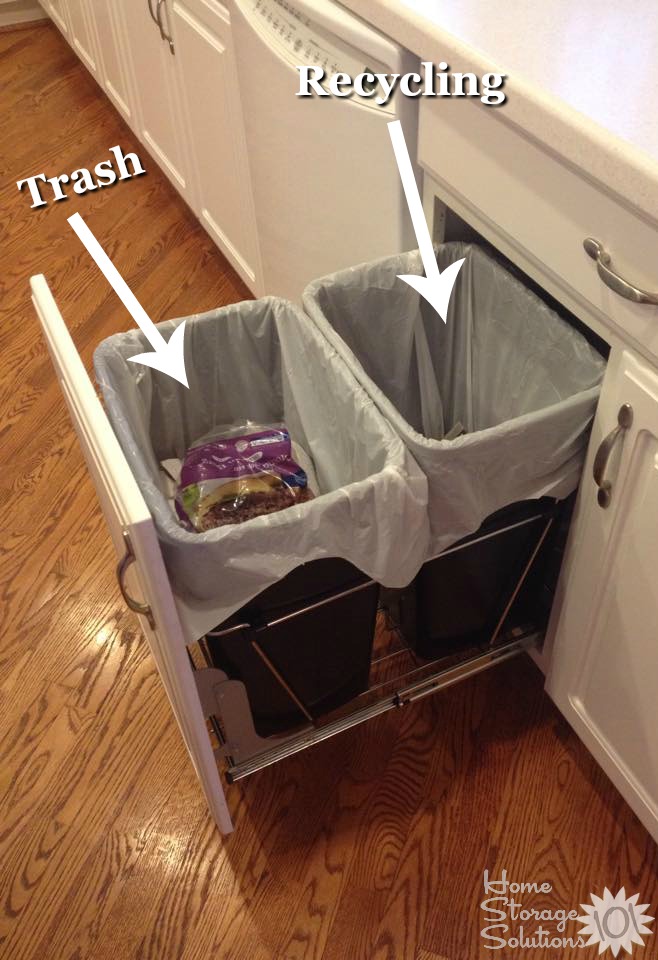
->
[[205, 558, 378, 737]]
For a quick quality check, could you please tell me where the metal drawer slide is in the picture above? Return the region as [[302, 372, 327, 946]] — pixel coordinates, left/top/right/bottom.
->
[[193, 632, 535, 782]]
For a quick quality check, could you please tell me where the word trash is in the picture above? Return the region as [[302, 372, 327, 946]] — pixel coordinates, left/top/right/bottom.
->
[[17, 145, 145, 209]]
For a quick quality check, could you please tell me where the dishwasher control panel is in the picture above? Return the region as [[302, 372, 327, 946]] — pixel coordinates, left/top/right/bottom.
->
[[250, 0, 388, 86]]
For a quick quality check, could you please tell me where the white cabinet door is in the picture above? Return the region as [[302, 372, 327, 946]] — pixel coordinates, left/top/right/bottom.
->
[[547, 347, 658, 840], [42, 0, 70, 34], [66, 0, 101, 77], [121, 0, 193, 201], [30, 275, 233, 834], [88, 0, 137, 124], [170, 0, 261, 293]]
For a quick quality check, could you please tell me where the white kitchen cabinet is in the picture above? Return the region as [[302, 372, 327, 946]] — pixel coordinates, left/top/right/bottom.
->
[[120, 0, 194, 203], [41, 0, 70, 35], [65, 0, 100, 78], [546, 347, 658, 839], [33, 0, 658, 841], [41, 0, 133, 122], [419, 93, 658, 842], [88, 1, 137, 125], [168, 0, 261, 292], [418, 99, 658, 365], [41, 0, 260, 292]]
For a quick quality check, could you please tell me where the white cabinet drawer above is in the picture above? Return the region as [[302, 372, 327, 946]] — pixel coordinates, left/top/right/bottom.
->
[[419, 100, 658, 360]]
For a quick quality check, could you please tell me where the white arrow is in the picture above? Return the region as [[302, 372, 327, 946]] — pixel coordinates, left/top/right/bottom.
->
[[388, 120, 465, 322], [67, 212, 188, 387]]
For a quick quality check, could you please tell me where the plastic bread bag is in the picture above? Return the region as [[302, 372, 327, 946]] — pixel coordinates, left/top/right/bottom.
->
[[175, 422, 319, 532]]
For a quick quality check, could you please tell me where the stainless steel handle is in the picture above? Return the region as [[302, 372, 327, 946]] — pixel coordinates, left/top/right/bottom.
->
[[156, 0, 175, 54], [592, 403, 633, 508], [147, 0, 160, 27], [155, 0, 167, 42], [116, 532, 155, 628], [584, 238, 658, 306]]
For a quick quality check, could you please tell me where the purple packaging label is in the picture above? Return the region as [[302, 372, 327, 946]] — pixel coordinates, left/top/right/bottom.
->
[[179, 427, 307, 490]]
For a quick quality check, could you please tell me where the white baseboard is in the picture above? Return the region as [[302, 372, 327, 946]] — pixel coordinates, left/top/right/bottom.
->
[[0, 1, 47, 27]]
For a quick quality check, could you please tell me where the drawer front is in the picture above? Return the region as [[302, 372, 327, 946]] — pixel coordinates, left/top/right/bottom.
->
[[419, 100, 658, 359], [31, 275, 233, 833]]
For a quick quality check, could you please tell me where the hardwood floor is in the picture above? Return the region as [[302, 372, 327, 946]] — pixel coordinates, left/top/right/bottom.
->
[[1, 21, 657, 960]]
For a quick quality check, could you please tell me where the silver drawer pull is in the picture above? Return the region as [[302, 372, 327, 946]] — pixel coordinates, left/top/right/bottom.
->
[[117, 532, 156, 628], [592, 403, 633, 509], [584, 238, 658, 305], [156, 0, 175, 53]]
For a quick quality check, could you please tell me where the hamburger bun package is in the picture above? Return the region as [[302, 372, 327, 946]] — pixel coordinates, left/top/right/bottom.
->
[[176, 422, 318, 532]]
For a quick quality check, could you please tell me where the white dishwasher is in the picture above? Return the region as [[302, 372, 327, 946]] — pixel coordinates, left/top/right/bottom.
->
[[230, 0, 419, 302]]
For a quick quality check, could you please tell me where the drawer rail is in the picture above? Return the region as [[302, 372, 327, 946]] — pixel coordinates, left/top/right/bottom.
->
[[209, 633, 535, 782]]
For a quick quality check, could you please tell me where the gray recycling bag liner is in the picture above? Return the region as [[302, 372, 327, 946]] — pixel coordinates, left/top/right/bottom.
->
[[303, 242, 606, 557], [94, 297, 428, 637]]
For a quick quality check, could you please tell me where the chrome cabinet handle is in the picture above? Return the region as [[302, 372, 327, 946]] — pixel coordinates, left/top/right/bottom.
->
[[147, 0, 159, 27], [584, 238, 658, 306], [592, 403, 633, 508], [154, 0, 167, 41], [116, 532, 156, 629], [156, 0, 175, 53]]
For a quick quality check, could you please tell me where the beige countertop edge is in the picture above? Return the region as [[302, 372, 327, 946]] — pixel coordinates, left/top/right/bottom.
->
[[342, 0, 658, 228]]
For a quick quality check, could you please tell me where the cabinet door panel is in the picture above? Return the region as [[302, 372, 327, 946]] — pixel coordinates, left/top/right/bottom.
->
[[121, 0, 191, 197], [547, 349, 658, 840], [89, 0, 136, 123], [171, 0, 261, 292], [66, 0, 100, 76], [43, 0, 70, 34], [31, 276, 233, 834]]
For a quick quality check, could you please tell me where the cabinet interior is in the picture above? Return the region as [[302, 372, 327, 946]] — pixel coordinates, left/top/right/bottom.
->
[[438, 200, 611, 359]]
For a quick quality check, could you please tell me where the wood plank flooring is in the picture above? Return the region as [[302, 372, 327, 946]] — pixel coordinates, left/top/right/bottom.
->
[[1, 21, 657, 960]]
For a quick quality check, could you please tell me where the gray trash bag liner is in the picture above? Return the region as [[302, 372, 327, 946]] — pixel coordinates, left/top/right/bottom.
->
[[303, 242, 606, 558], [94, 297, 429, 637]]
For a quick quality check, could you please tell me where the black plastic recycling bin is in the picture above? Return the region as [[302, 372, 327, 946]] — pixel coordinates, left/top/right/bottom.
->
[[387, 498, 572, 658]]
